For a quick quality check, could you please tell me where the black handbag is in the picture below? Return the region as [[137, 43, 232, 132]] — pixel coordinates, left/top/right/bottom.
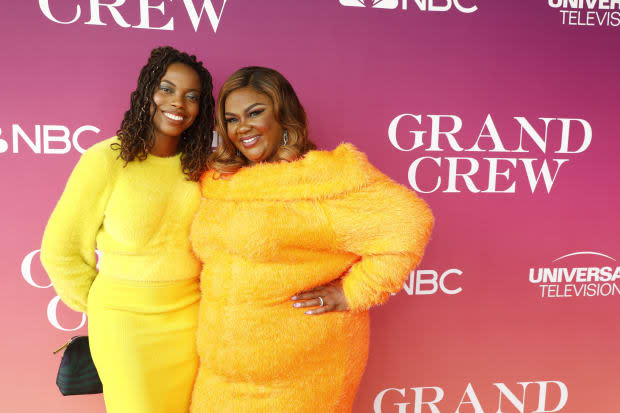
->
[[53, 336, 103, 396]]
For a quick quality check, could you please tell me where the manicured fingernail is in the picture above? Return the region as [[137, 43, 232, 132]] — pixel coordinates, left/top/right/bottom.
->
[[305, 310, 312, 315], [291, 296, 298, 300], [293, 303, 301, 308]]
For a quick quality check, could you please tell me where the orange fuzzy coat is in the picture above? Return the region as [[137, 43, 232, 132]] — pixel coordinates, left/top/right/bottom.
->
[[189, 144, 433, 413]]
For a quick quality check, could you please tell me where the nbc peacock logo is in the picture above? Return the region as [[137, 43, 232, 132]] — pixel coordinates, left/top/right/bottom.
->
[[338, 0, 478, 13], [339, 0, 399, 9]]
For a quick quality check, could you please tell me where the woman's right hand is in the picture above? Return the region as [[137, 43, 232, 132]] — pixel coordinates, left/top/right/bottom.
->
[[291, 278, 350, 315]]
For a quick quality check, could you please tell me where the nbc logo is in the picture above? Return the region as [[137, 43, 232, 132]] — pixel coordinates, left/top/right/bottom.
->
[[0, 124, 100, 155], [339, 0, 399, 8], [339, 0, 478, 13]]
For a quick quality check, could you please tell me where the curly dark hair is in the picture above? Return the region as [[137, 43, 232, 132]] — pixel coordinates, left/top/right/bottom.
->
[[112, 46, 215, 181]]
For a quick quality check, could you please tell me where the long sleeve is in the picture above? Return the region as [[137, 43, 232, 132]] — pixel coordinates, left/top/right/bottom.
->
[[321, 173, 434, 312], [40, 146, 112, 312]]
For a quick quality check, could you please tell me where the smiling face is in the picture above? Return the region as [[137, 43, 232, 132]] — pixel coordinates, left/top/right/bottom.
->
[[151, 62, 201, 143], [224, 87, 284, 164]]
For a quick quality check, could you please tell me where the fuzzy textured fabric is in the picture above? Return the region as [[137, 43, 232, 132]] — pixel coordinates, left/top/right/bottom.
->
[[40, 136, 201, 311], [189, 143, 434, 413], [41, 137, 203, 413]]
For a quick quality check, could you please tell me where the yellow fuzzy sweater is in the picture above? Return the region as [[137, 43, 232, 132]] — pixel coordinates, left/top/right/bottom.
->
[[189, 143, 433, 413], [40, 137, 202, 312]]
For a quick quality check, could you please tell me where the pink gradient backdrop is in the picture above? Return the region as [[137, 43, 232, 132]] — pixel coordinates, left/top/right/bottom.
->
[[1, 1, 619, 412]]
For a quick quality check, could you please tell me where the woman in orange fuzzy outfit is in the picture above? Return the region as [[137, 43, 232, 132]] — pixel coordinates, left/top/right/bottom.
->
[[189, 67, 434, 413]]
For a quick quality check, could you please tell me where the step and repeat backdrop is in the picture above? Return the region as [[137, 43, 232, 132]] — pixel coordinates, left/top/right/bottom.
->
[[1, 1, 619, 412]]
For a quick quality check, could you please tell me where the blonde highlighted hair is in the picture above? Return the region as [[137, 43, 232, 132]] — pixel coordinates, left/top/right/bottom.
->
[[208, 66, 316, 174]]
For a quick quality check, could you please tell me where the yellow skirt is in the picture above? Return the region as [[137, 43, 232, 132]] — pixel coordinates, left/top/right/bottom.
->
[[87, 274, 200, 413]]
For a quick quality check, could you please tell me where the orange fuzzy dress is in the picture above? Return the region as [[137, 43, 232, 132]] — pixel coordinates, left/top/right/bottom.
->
[[189, 144, 433, 413]]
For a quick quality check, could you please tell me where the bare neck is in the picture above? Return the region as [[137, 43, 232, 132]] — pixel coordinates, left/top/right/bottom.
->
[[150, 136, 180, 157]]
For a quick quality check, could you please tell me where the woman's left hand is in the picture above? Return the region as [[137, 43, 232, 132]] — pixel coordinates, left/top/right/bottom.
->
[[291, 278, 350, 315]]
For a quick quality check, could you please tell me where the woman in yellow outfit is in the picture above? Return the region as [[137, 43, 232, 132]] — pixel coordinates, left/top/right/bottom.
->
[[40, 47, 215, 413], [189, 67, 434, 412]]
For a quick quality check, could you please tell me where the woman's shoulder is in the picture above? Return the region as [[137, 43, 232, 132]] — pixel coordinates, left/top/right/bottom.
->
[[199, 143, 387, 201], [83, 136, 119, 156], [304, 143, 386, 184], [78, 136, 122, 169], [306, 143, 370, 169]]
